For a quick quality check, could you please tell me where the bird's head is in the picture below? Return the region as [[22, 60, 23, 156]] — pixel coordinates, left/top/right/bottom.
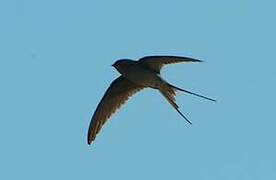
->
[[112, 59, 135, 74]]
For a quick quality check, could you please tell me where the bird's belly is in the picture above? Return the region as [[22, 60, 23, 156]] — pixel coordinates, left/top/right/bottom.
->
[[123, 68, 162, 88]]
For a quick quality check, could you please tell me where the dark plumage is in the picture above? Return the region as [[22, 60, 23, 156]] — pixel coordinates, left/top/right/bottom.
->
[[87, 56, 215, 145]]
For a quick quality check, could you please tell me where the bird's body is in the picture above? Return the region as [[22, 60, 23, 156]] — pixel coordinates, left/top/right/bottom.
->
[[114, 59, 164, 89], [87, 56, 215, 145]]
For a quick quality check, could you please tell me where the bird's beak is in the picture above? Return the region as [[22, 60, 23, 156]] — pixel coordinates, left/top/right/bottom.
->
[[111, 64, 115, 68]]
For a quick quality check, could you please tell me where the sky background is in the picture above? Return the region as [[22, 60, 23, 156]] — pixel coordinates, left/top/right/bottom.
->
[[1, 0, 276, 179]]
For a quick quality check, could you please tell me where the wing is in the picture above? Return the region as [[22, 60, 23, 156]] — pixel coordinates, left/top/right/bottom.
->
[[87, 76, 144, 145], [138, 55, 202, 73]]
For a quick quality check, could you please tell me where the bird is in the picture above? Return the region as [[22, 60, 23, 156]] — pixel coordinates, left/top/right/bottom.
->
[[87, 55, 216, 145]]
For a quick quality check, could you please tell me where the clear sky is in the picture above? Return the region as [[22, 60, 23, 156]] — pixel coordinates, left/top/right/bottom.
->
[[1, 0, 276, 179]]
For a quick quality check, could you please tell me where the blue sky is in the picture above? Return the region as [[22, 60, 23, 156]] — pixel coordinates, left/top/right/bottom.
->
[[1, 0, 276, 179]]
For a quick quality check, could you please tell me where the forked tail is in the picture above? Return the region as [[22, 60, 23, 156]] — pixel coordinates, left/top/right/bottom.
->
[[167, 83, 216, 102], [159, 85, 192, 125]]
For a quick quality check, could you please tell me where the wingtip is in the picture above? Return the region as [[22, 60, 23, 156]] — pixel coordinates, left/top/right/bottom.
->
[[183, 57, 203, 63], [190, 58, 203, 63], [87, 136, 93, 145]]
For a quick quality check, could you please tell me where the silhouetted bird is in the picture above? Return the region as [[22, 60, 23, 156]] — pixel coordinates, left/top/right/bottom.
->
[[87, 56, 215, 145]]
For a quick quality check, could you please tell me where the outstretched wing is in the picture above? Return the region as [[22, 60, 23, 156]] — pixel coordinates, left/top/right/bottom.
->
[[138, 55, 202, 73], [87, 76, 144, 145]]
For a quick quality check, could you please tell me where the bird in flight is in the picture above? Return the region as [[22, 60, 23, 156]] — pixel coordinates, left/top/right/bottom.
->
[[87, 56, 215, 145]]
